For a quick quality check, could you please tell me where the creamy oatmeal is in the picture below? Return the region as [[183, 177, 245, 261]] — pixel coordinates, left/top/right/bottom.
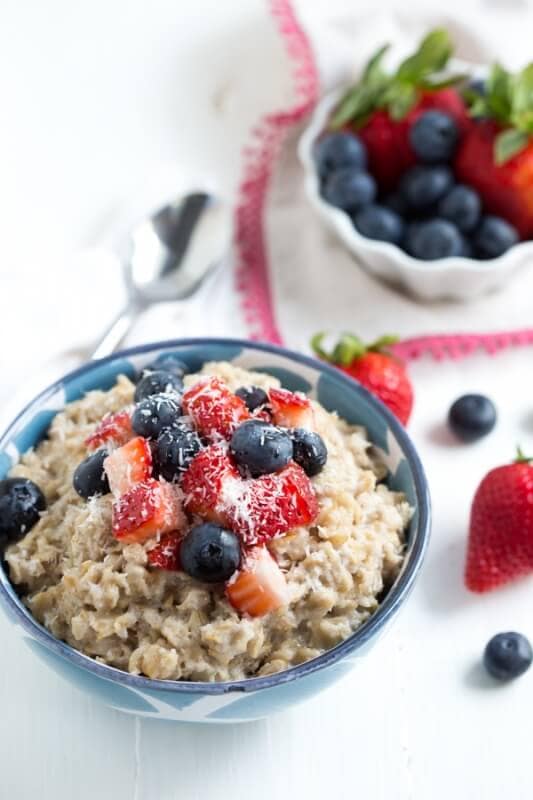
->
[[5, 361, 411, 682]]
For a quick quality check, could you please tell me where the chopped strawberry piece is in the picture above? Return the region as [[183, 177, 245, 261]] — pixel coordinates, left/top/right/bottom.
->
[[183, 377, 250, 440], [227, 462, 319, 546], [112, 479, 184, 544], [86, 411, 133, 450], [147, 532, 181, 571], [268, 388, 314, 429], [103, 436, 152, 496], [226, 547, 289, 617], [182, 444, 240, 525]]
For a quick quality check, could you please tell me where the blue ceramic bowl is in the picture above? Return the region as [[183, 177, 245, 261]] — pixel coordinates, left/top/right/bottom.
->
[[0, 338, 430, 723]]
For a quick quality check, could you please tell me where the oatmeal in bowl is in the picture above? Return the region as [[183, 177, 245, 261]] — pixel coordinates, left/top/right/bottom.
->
[[0, 340, 429, 722]]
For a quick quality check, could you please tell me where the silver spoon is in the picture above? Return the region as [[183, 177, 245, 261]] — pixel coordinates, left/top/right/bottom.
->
[[90, 190, 231, 360]]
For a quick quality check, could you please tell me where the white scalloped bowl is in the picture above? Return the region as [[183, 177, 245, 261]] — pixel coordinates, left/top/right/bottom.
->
[[298, 89, 533, 302]]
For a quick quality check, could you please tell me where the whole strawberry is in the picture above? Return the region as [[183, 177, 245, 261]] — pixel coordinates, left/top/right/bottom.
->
[[466, 450, 533, 593], [330, 30, 468, 190], [312, 333, 413, 426], [456, 64, 533, 238]]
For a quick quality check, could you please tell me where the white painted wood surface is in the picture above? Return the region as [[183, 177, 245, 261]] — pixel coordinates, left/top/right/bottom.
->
[[1, 2, 533, 798]]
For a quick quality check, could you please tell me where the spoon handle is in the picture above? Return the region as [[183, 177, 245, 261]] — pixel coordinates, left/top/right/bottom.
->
[[90, 303, 140, 360]]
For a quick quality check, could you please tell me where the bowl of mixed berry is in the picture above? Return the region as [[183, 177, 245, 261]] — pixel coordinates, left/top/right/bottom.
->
[[299, 29, 533, 300]]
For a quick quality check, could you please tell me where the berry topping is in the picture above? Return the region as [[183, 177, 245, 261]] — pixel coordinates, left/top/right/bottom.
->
[[268, 388, 314, 430], [409, 110, 459, 163], [290, 429, 328, 477], [155, 425, 203, 482], [103, 436, 152, 496], [313, 132, 367, 178], [131, 394, 182, 440], [474, 215, 519, 259], [235, 385, 269, 412], [85, 410, 133, 450], [321, 168, 376, 213], [147, 532, 182, 571], [112, 479, 184, 544], [229, 420, 293, 478], [180, 523, 241, 584], [134, 370, 183, 403], [483, 632, 533, 681], [353, 204, 404, 244], [406, 219, 465, 260], [465, 451, 533, 593], [183, 377, 250, 440], [0, 478, 46, 545], [448, 394, 497, 443], [73, 450, 111, 499], [312, 333, 414, 426], [144, 353, 188, 379], [438, 185, 481, 233], [226, 547, 289, 617], [226, 462, 319, 546], [399, 165, 454, 210], [182, 444, 239, 525]]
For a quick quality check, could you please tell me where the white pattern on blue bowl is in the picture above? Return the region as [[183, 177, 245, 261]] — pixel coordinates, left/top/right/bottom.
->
[[0, 338, 430, 723]]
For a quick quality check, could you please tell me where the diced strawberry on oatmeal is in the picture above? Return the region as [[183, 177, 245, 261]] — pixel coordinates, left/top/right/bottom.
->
[[104, 436, 152, 496], [182, 377, 250, 440], [112, 479, 185, 544], [86, 410, 133, 450], [226, 547, 289, 617], [181, 443, 240, 525], [268, 388, 314, 429], [147, 531, 182, 571]]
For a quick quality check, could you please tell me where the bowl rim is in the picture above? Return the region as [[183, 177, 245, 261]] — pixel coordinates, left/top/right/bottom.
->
[[0, 337, 431, 695], [298, 88, 533, 273]]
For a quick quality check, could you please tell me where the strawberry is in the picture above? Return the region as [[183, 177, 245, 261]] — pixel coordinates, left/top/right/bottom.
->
[[465, 451, 533, 593], [147, 532, 181, 571], [103, 436, 152, 496], [268, 387, 314, 429], [455, 60, 533, 239], [182, 377, 250, 441], [226, 547, 289, 617], [331, 30, 468, 190], [226, 462, 319, 546], [112, 479, 184, 544], [86, 410, 133, 450], [312, 333, 413, 426], [181, 444, 239, 525]]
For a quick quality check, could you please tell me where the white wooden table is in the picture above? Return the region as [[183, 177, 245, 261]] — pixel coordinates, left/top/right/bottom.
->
[[1, 2, 533, 798]]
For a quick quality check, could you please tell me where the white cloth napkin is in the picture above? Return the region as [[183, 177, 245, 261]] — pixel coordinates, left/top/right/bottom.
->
[[268, 2, 533, 355]]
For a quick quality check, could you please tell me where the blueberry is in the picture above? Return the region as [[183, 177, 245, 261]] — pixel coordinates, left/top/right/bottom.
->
[[230, 420, 293, 478], [143, 354, 188, 379], [383, 191, 410, 217], [235, 385, 269, 412], [132, 394, 182, 439], [474, 216, 519, 259], [321, 168, 376, 213], [409, 111, 459, 163], [399, 166, 454, 210], [353, 204, 404, 244], [155, 426, 202, 481], [180, 523, 241, 584], [406, 219, 465, 260], [483, 632, 533, 681], [134, 370, 183, 403], [438, 185, 481, 233], [314, 132, 367, 178], [73, 450, 111, 499], [0, 478, 46, 545], [448, 394, 497, 442], [467, 78, 486, 96], [291, 429, 328, 477]]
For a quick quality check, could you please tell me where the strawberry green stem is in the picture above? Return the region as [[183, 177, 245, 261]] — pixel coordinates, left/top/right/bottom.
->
[[311, 332, 400, 366], [515, 446, 533, 464]]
